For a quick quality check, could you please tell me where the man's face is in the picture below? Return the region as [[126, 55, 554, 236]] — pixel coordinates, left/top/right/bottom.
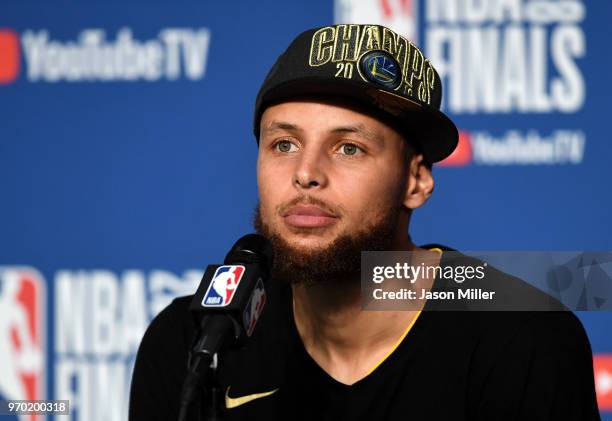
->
[[255, 99, 417, 284]]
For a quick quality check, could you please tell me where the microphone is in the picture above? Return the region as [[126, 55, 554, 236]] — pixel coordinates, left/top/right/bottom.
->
[[177, 234, 273, 421]]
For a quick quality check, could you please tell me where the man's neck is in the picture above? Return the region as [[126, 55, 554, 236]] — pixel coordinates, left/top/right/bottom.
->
[[291, 242, 440, 385]]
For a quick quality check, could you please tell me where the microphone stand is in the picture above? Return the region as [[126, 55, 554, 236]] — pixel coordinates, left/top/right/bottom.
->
[[178, 352, 225, 421], [178, 234, 273, 421], [178, 314, 234, 421], [201, 361, 225, 421]]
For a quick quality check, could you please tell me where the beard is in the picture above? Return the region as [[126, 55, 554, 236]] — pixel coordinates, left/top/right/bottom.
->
[[253, 196, 403, 285]]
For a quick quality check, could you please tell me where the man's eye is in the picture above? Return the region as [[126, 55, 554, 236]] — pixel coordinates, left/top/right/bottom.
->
[[275, 140, 297, 153], [339, 143, 362, 156]]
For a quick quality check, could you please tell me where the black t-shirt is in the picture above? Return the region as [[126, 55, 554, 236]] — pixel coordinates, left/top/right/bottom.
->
[[129, 250, 601, 421]]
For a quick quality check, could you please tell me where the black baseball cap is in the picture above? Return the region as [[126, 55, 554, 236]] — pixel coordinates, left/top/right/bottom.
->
[[253, 24, 458, 163]]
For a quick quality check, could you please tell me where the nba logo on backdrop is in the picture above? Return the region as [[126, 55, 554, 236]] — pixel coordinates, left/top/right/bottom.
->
[[335, 0, 418, 42], [0, 267, 46, 418], [202, 265, 245, 306]]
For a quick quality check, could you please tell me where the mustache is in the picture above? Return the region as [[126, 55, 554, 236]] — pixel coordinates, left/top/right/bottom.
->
[[276, 195, 343, 218]]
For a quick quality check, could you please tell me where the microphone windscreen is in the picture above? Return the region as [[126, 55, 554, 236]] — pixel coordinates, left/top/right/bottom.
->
[[224, 233, 274, 272]]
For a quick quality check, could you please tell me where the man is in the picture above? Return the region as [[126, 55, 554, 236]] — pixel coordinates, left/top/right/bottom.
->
[[129, 24, 600, 420]]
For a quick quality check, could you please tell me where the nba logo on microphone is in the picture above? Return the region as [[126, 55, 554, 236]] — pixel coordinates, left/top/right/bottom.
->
[[243, 279, 266, 337], [202, 265, 245, 307], [0, 267, 46, 420]]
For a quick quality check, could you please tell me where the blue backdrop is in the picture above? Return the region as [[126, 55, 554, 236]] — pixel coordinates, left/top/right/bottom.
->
[[1, 1, 610, 419]]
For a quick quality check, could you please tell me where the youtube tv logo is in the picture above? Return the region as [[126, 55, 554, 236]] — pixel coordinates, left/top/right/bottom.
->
[[438, 131, 473, 167], [0, 27, 210, 84], [0, 29, 20, 84], [595, 354, 612, 411]]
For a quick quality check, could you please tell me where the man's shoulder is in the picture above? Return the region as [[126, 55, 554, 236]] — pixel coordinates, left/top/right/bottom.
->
[[168, 294, 194, 314], [420, 244, 588, 353], [137, 295, 196, 355], [129, 295, 199, 421], [150, 295, 194, 328], [425, 245, 568, 311], [425, 304, 587, 349], [465, 308, 588, 349]]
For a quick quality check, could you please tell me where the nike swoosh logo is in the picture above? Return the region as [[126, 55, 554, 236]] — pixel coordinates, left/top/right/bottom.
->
[[225, 386, 279, 409]]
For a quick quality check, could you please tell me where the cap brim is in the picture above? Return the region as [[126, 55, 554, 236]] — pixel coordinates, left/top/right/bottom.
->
[[255, 77, 458, 163]]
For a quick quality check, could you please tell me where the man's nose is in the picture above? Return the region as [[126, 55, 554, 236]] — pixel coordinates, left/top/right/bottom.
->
[[293, 146, 328, 190]]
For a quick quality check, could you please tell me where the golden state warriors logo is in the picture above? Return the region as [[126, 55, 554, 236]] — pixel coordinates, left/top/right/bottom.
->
[[359, 51, 401, 90]]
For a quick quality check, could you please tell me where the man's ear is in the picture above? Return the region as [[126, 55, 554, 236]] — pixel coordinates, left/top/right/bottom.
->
[[403, 154, 434, 210]]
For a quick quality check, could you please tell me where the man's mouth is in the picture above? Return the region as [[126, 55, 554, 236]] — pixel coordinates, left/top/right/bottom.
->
[[282, 205, 338, 228]]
